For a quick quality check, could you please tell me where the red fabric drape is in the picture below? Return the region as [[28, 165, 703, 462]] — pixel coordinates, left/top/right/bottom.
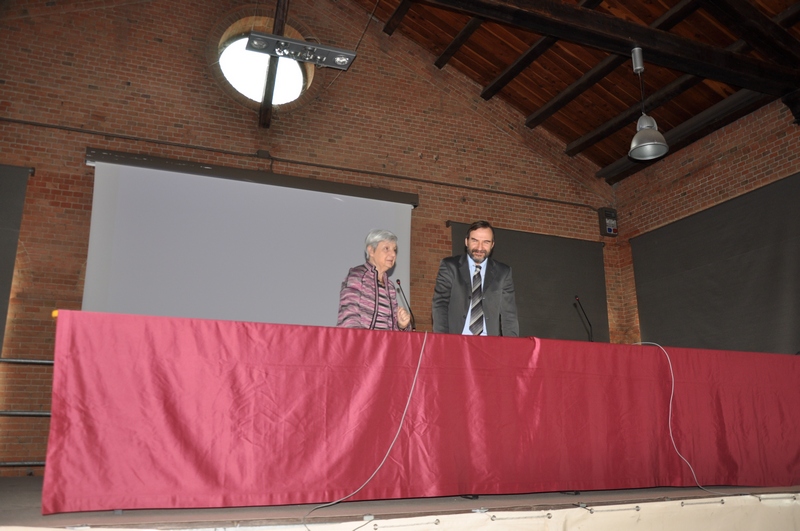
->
[[42, 311, 800, 514]]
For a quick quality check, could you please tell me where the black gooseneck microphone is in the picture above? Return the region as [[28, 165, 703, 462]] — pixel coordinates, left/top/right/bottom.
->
[[575, 295, 593, 342], [396, 279, 416, 331]]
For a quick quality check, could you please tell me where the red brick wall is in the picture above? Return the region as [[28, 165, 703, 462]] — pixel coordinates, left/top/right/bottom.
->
[[1, 0, 798, 473]]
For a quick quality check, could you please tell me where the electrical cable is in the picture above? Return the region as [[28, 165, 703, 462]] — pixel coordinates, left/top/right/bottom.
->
[[302, 331, 429, 530], [323, 0, 380, 93], [638, 72, 646, 116], [636, 341, 730, 497], [250, 0, 259, 33], [354, 0, 381, 52]]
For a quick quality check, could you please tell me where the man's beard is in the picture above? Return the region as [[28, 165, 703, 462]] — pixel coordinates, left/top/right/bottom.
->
[[468, 248, 487, 263]]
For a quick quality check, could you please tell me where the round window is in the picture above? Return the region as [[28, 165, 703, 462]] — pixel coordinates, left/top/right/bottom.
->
[[218, 37, 304, 105], [207, 9, 322, 113]]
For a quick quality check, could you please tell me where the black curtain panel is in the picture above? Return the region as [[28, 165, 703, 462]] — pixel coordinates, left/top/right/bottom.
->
[[0, 164, 32, 356], [631, 172, 800, 354]]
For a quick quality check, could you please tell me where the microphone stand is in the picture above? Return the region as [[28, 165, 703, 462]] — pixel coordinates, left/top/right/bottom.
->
[[575, 295, 593, 342], [396, 279, 416, 331]]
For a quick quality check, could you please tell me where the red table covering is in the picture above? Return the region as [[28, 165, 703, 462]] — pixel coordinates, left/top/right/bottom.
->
[[42, 310, 800, 514]]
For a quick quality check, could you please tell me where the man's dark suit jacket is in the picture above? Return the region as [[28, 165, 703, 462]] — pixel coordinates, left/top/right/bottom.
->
[[432, 254, 519, 337]]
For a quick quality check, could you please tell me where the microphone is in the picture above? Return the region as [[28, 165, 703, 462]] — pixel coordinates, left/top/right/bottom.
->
[[575, 295, 593, 342], [396, 279, 416, 331]]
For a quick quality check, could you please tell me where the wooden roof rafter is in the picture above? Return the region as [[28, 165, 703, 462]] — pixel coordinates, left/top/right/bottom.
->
[[352, 0, 800, 183]]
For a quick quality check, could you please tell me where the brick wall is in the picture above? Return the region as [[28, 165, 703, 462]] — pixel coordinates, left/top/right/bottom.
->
[[1, 0, 798, 474]]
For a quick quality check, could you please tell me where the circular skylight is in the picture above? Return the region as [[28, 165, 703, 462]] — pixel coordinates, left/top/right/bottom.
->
[[219, 37, 304, 105]]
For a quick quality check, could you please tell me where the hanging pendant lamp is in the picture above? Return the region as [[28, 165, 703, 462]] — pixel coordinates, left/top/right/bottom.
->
[[628, 47, 668, 161]]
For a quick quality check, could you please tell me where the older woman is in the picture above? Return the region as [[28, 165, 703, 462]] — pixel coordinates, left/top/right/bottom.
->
[[337, 229, 412, 331]]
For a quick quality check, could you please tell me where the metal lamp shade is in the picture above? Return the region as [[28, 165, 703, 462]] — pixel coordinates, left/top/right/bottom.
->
[[629, 114, 668, 160]]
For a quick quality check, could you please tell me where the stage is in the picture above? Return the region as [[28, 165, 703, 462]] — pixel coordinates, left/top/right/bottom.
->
[[5, 477, 799, 529]]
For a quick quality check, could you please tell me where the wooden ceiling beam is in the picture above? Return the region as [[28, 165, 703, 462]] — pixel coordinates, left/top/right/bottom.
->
[[480, 0, 604, 101], [258, 0, 290, 129], [481, 35, 558, 100], [598, 89, 775, 184], [524, 0, 700, 129], [420, 0, 800, 96], [567, 3, 800, 157], [699, 0, 800, 66], [435, 16, 484, 68], [779, 2, 800, 27], [384, 0, 413, 35]]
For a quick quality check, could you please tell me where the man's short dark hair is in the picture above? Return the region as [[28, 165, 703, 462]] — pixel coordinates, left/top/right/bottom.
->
[[466, 220, 494, 240]]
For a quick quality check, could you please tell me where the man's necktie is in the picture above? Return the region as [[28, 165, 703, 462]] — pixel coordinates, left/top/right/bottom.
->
[[469, 264, 484, 335]]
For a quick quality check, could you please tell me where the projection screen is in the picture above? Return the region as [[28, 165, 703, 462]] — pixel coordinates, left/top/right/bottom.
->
[[83, 151, 417, 327]]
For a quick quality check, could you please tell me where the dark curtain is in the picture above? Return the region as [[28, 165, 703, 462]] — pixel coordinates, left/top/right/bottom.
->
[[631, 172, 800, 354], [0, 165, 31, 355]]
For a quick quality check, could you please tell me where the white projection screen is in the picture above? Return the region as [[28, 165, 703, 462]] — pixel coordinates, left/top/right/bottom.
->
[[83, 153, 416, 327]]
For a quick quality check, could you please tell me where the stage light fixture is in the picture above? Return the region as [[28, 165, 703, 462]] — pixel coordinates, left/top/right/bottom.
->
[[246, 31, 356, 71]]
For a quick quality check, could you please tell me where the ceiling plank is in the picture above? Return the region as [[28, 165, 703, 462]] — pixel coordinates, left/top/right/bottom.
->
[[258, 0, 290, 129], [435, 16, 485, 68], [699, 0, 800, 66], [384, 0, 413, 35], [524, 0, 700, 128], [480, 0, 604, 100], [566, 3, 800, 156], [420, 0, 800, 96], [597, 89, 775, 184]]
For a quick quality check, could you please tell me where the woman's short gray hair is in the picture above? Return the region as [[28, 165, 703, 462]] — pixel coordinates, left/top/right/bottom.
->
[[364, 229, 398, 259]]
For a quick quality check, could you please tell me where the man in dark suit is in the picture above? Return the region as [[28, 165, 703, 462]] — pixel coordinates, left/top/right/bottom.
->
[[432, 220, 519, 336]]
